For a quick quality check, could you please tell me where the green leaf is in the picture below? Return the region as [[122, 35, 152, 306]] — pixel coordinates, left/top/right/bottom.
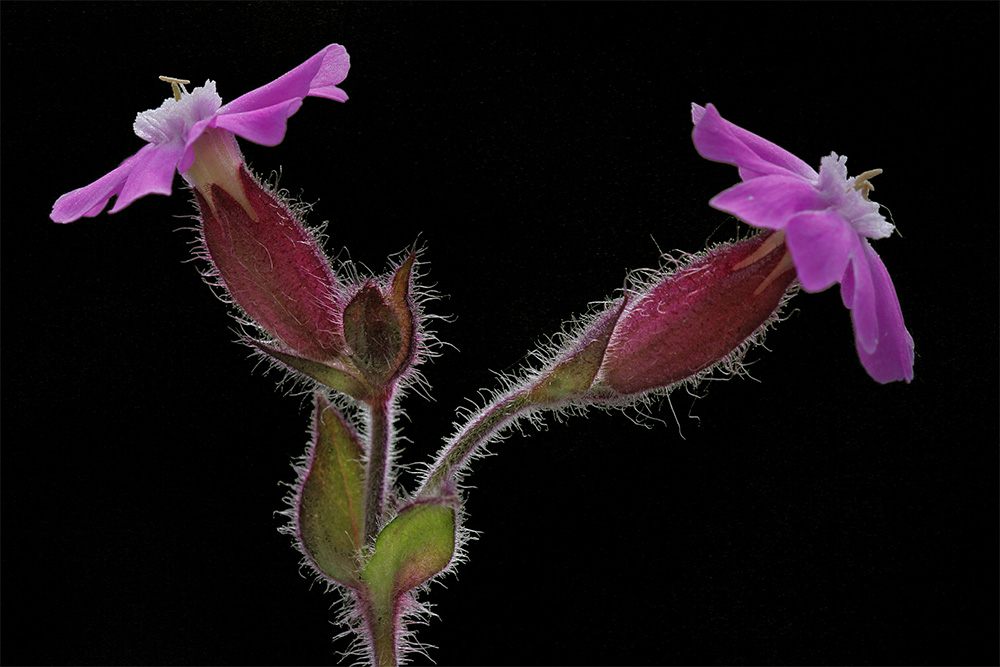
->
[[362, 501, 455, 602], [298, 394, 366, 587]]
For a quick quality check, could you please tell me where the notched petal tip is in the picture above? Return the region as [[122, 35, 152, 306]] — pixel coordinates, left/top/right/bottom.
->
[[308, 44, 351, 100], [220, 43, 351, 117], [50, 150, 143, 223], [691, 103, 817, 181]]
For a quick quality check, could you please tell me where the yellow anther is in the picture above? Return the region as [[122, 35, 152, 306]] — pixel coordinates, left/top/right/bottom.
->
[[159, 76, 191, 101], [851, 168, 883, 201]]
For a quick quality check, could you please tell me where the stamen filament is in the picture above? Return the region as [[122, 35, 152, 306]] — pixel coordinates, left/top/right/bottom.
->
[[753, 249, 796, 295], [734, 229, 786, 271]]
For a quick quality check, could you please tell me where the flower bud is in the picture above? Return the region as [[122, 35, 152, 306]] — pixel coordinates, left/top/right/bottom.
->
[[251, 252, 422, 403], [597, 232, 796, 396], [342, 254, 416, 391]]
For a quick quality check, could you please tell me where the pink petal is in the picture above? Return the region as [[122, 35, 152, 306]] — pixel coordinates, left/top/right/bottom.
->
[[214, 99, 304, 147], [785, 211, 853, 292], [709, 174, 826, 231], [220, 44, 350, 116], [691, 103, 817, 181], [51, 150, 141, 223], [841, 235, 878, 355], [854, 243, 915, 383], [109, 142, 184, 213]]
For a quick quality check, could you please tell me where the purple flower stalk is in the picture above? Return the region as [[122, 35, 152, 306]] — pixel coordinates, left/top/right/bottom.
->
[[691, 103, 914, 383]]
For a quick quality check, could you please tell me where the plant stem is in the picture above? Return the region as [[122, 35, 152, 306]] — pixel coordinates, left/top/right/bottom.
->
[[416, 390, 533, 498], [364, 394, 392, 545], [355, 585, 398, 667]]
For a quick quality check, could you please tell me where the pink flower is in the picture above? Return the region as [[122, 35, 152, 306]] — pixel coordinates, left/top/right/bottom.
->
[[50, 44, 349, 222], [691, 103, 914, 383], [50, 46, 352, 374]]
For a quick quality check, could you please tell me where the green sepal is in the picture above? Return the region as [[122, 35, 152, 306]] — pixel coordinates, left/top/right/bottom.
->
[[298, 394, 367, 587], [252, 341, 370, 401], [361, 501, 456, 603], [528, 294, 628, 403], [387, 253, 416, 373]]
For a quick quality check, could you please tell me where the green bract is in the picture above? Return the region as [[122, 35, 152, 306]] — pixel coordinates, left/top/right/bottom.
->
[[362, 501, 456, 600]]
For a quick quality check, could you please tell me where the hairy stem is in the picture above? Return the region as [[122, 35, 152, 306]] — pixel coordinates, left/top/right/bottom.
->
[[364, 395, 392, 544], [417, 390, 534, 498], [356, 585, 398, 667]]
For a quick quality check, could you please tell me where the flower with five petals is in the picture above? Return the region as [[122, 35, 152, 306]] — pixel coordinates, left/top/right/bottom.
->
[[691, 103, 914, 383], [50, 44, 349, 222]]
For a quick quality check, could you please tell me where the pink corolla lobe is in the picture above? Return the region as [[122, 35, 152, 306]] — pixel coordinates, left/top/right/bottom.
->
[[691, 103, 914, 383]]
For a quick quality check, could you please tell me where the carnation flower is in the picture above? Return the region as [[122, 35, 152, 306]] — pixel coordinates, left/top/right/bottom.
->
[[691, 103, 914, 383]]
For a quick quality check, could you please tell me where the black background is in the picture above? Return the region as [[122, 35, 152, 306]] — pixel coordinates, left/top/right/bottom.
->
[[2, 3, 998, 666]]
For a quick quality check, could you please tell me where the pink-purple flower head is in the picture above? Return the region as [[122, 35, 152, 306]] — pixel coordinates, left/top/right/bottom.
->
[[691, 103, 914, 384], [50, 44, 350, 223]]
